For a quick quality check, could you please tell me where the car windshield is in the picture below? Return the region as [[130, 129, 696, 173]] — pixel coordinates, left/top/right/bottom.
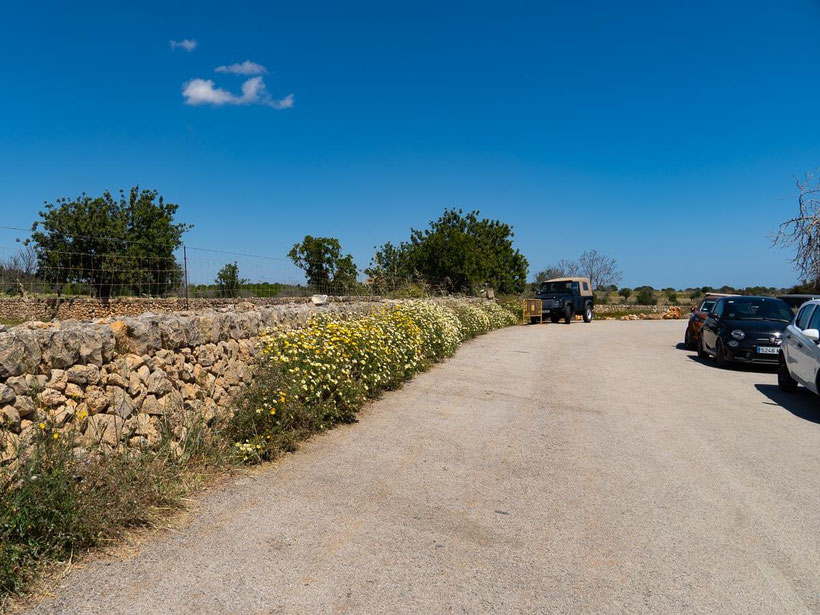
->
[[700, 300, 716, 313], [539, 281, 573, 293], [723, 298, 792, 322]]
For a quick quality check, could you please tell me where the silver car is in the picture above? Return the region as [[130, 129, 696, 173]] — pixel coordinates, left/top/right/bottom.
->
[[779, 298, 820, 395]]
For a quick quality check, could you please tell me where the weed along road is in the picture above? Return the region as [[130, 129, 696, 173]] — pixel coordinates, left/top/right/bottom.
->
[[28, 320, 820, 614]]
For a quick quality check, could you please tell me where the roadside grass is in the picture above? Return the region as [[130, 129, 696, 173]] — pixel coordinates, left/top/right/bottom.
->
[[0, 299, 518, 607], [0, 414, 231, 608], [0, 318, 24, 327]]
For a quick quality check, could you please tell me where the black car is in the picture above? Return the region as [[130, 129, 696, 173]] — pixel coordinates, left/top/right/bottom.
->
[[697, 296, 793, 367]]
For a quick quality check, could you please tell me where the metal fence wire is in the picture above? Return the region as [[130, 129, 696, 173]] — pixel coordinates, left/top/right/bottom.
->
[[0, 226, 455, 299]]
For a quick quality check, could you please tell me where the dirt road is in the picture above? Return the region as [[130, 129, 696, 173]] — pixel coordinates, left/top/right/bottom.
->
[[27, 320, 820, 614]]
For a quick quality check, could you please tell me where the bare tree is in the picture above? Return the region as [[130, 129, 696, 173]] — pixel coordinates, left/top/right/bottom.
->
[[578, 249, 621, 290], [533, 260, 580, 283], [557, 259, 580, 277], [774, 171, 820, 285]]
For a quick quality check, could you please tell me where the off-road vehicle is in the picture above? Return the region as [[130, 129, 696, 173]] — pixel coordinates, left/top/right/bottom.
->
[[535, 277, 594, 324]]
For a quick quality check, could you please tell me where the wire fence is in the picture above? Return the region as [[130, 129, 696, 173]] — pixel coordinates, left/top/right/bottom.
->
[[0, 226, 458, 301]]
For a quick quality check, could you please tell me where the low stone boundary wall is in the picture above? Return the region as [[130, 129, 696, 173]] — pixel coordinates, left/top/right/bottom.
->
[[0, 300, 388, 460], [595, 304, 672, 314], [0, 295, 383, 323]]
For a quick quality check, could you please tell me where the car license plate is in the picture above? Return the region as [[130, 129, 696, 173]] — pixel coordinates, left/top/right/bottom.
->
[[756, 346, 779, 355]]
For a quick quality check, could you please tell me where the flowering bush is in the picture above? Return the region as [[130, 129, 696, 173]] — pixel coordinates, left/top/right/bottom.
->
[[230, 300, 516, 461]]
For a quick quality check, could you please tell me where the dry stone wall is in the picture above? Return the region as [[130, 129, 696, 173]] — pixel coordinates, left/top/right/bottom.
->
[[0, 295, 381, 323], [0, 301, 383, 461]]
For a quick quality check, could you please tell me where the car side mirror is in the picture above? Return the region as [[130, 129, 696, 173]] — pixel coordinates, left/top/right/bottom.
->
[[804, 329, 820, 343], [690, 306, 695, 313], [708, 312, 718, 319]]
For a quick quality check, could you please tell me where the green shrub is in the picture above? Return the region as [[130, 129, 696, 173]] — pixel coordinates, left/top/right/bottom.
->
[[635, 289, 656, 305]]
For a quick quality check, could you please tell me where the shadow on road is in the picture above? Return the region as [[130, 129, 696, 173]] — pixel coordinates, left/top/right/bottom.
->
[[685, 354, 778, 373], [755, 384, 820, 424]]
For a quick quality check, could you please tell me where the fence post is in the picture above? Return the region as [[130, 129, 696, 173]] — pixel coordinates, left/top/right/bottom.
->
[[183, 244, 189, 309]]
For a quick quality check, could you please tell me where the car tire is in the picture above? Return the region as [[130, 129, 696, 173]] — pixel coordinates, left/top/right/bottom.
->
[[684, 327, 696, 351], [564, 305, 573, 324], [697, 335, 709, 360], [550, 314, 560, 324], [583, 304, 594, 323], [778, 358, 798, 393], [715, 339, 731, 369]]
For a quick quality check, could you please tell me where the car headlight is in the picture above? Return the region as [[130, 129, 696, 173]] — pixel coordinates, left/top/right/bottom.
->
[[731, 330, 745, 340]]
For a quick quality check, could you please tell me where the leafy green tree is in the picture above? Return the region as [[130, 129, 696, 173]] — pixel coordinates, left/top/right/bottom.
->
[[288, 236, 358, 293], [365, 242, 412, 293], [403, 209, 528, 294], [215, 262, 247, 297], [635, 289, 656, 305], [29, 187, 190, 298], [618, 287, 632, 300]]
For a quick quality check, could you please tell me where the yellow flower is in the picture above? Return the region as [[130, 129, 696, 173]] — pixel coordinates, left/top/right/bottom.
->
[[52, 433, 59, 439], [39, 422, 46, 430]]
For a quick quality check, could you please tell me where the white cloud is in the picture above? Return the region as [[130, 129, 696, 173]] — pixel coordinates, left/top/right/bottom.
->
[[269, 93, 294, 109], [182, 76, 293, 109], [215, 60, 268, 75], [170, 39, 197, 52]]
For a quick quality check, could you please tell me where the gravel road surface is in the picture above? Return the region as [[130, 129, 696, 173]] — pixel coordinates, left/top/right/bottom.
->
[[27, 320, 820, 614]]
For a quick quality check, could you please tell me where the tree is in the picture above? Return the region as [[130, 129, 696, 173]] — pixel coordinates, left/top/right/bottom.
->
[[365, 241, 413, 293], [215, 262, 247, 297], [28, 187, 190, 298], [635, 289, 656, 305], [774, 170, 820, 287], [403, 209, 528, 294], [618, 287, 632, 300], [288, 236, 358, 293], [578, 249, 621, 290], [534, 259, 580, 282], [533, 266, 565, 283]]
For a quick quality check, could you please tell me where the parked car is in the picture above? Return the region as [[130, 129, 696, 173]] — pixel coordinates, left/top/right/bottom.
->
[[684, 293, 734, 350], [534, 277, 594, 324], [697, 296, 792, 367], [778, 298, 820, 394]]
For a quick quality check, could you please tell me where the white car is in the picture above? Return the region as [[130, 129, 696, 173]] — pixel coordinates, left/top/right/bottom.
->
[[779, 298, 820, 394]]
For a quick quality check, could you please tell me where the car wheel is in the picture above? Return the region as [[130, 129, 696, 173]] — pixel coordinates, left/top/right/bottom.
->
[[550, 314, 560, 324], [778, 358, 798, 393], [715, 339, 731, 369], [583, 304, 593, 323], [684, 327, 695, 351], [564, 304, 573, 324], [697, 335, 709, 360]]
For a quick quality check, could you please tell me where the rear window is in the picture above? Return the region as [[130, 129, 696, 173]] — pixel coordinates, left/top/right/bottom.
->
[[700, 299, 715, 313]]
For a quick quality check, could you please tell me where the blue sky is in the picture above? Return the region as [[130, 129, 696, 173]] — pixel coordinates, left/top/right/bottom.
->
[[1, 1, 819, 288]]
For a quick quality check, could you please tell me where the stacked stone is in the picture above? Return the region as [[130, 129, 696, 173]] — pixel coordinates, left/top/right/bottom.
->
[[0, 301, 382, 461], [0, 295, 383, 323]]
